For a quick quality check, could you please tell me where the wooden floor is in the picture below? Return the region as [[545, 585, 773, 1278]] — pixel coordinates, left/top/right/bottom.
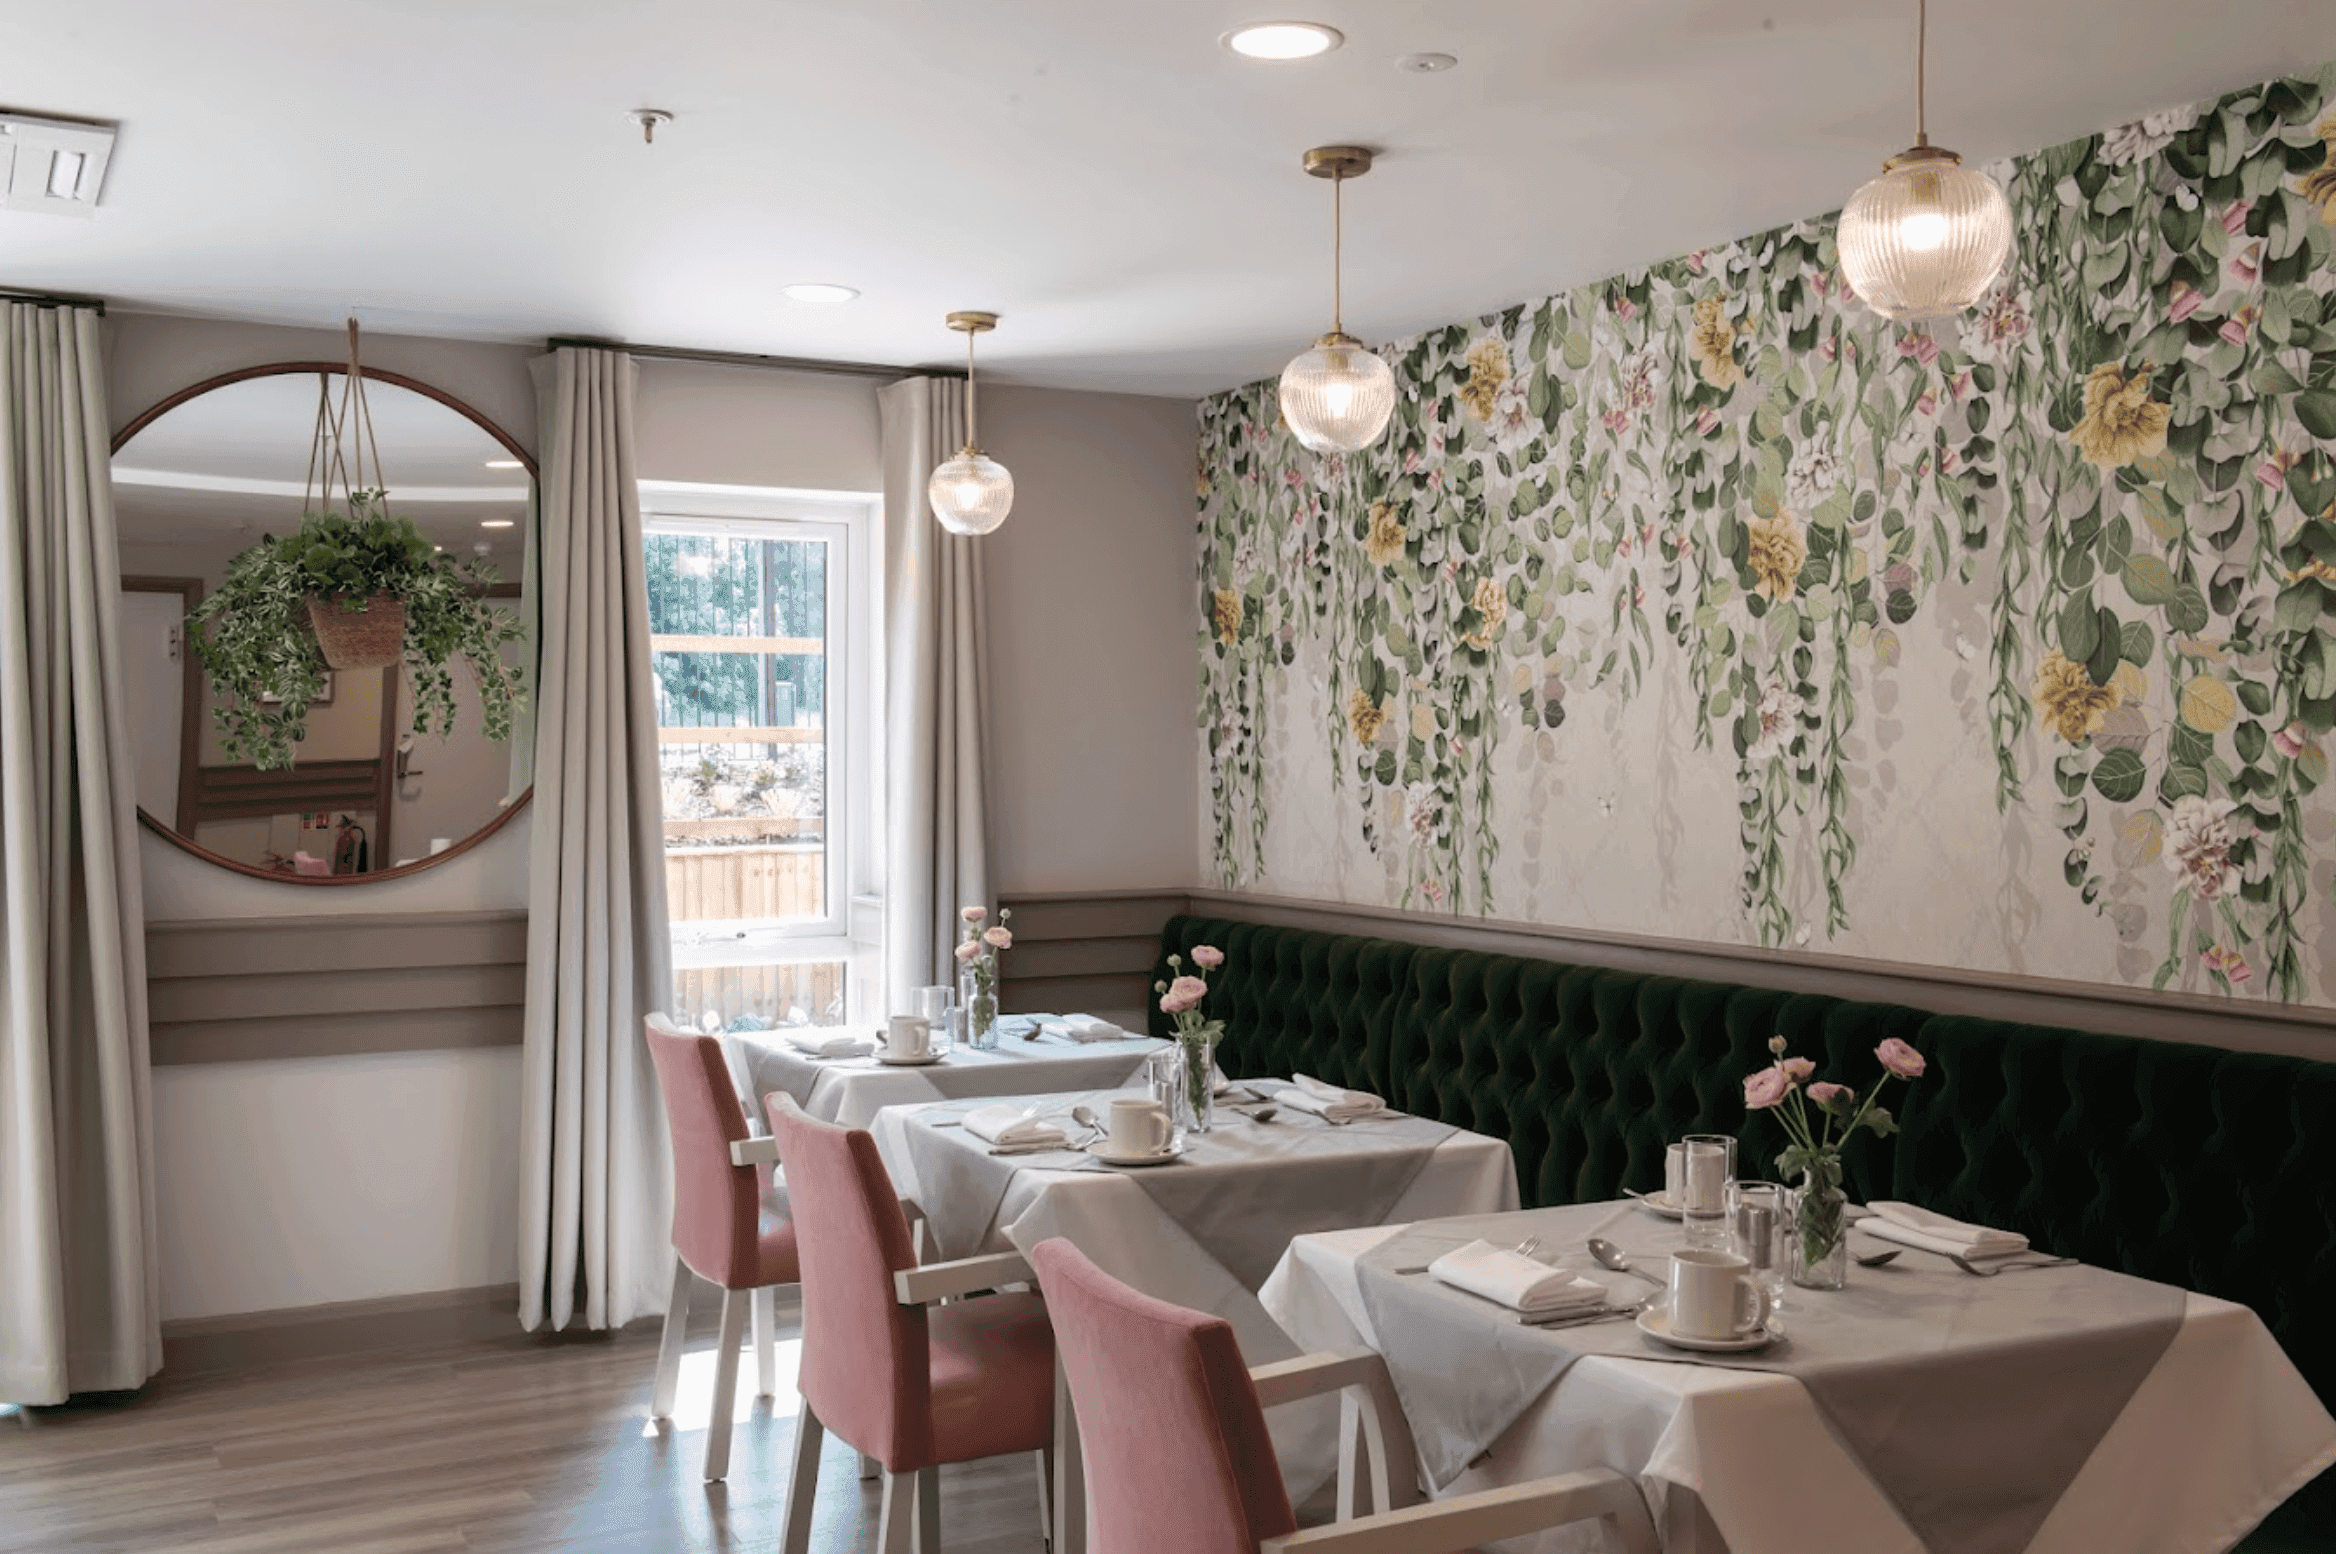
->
[[1, 1297, 1046, 1554]]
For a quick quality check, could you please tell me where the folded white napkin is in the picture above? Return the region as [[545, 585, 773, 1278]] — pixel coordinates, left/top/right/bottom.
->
[[783, 1029, 875, 1058], [961, 1103, 1068, 1150], [1430, 1241, 1610, 1315], [1862, 1201, 2029, 1259], [1280, 1073, 1387, 1120], [1056, 1014, 1133, 1044]]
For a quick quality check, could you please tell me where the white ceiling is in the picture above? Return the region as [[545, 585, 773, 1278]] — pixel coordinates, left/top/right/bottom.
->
[[6, 1, 2335, 397]]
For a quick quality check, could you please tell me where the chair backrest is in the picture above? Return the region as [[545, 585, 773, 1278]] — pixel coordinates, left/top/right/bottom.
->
[[1031, 1239, 1296, 1554], [766, 1098, 933, 1467], [642, 1015, 764, 1289]]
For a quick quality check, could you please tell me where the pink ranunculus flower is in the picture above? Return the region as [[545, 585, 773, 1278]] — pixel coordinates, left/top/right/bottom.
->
[[1808, 1081, 1854, 1107], [1780, 1056, 1815, 1083], [1744, 1067, 1791, 1110], [953, 940, 981, 963], [2274, 721, 2309, 760], [1159, 975, 1209, 1015], [1875, 1037, 1927, 1079], [2167, 284, 2206, 323], [982, 926, 1013, 948], [960, 905, 987, 923], [1190, 945, 1225, 968]]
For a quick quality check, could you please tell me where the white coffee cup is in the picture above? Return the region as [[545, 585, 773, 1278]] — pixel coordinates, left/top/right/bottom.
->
[[885, 1015, 931, 1060], [1667, 1248, 1771, 1341], [1106, 1098, 1174, 1156]]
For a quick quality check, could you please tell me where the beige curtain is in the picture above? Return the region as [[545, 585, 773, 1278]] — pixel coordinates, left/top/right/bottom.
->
[[0, 303, 160, 1402], [516, 347, 673, 1332], [879, 378, 993, 1012]]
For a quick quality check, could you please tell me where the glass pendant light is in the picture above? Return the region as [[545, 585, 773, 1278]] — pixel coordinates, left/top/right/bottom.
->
[[1279, 145, 1396, 455], [928, 311, 1014, 535], [1835, 0, 2013, 322]]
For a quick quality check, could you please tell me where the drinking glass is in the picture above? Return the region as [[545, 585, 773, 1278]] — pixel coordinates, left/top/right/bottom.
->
[[1679, 1134, 1736, 1249], [1729, 1179, 1789, 1316], [1144, 1049, 1189, 1148], [910, 985, 954, 1058]]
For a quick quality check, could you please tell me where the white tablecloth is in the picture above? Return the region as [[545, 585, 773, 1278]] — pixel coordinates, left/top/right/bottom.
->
[[872, 1090, 1520, 1497], [727, 1012, 1162, 1127], [1264, 1214, 2336, 1554]]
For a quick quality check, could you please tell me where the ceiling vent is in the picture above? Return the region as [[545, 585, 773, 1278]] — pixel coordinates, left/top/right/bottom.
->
[[0, 112, 117, 216]]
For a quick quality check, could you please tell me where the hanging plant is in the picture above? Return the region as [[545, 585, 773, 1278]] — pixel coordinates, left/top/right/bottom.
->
[[187, 323, 525, 771]]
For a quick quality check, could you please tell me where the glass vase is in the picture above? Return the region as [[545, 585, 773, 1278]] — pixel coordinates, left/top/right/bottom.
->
[[958, 963, 998, 1051], [1172, 1032, 1217, 1135], [1790, 1166, 1850, 1290]]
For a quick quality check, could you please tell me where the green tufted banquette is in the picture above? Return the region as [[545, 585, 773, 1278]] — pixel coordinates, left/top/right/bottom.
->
[[1148, 913, 2336, 1549]]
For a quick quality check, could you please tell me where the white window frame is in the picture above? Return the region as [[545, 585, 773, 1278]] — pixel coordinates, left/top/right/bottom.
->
[[639, 482, 881, 1003]]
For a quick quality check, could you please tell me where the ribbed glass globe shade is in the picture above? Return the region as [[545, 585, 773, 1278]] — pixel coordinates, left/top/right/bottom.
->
[[1837, 151, 2014, 322], [928, 451, 1014, 536], [1278, 337, 1397, 455]]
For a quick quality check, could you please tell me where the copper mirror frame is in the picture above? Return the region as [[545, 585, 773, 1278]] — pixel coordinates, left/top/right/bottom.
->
[[115, 362, 535, 886]]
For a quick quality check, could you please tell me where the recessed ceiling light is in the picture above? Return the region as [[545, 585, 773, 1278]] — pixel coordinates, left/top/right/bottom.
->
[[782, 282, 861, 305], [484, 458, 523, 470], [1224, 21, 1343, 60], [479, 519, 516, 529]]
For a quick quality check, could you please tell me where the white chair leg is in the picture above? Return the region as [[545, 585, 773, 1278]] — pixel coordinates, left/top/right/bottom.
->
[[1052, 1357, 1086, 1554], [651, 1254, 692, 1421], [780, 1403, 825, 1554], [701, 1288, 749, 1482], [914, 1464, 941, 1554], [753, 1285, 778, 1398], [876, 1467, 918, 1554], [1035, 1448, 1053, 1548], [860, 1451, 882, 1481]]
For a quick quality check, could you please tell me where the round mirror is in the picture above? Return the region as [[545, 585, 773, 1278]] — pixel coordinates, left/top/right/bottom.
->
[[112, 364, 534, 882]]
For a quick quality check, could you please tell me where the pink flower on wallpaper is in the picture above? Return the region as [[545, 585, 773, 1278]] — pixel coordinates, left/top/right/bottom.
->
[[2203, 944, 2252, 984], [1611, 292, 1637, 321], [1743, 1067, 1790, 1110], [2220, 313, 2254, 347], [1686, 249, 1708, 274], [2167, 284, 2207, 322], [1915, 390, 1939, 418], [2257, 451, 2296, 489], [2222, 199, 2253, 236], [1421, 878, 1445, 905], [1941, 446, 1962, 475], [1820, 336, 1839, 363], [2274, 721, 2310, 760], [2228, 241, 2263, 289], [1949, 368, 1974, 402], [1896, 332, 1941, 366], [1602, 408, 1632, 434], [1695, 406, 1720, 435], [1632, 582, 1646, 607], [1403, 447, 1424, 475], [1809, 268, 1832, 298]]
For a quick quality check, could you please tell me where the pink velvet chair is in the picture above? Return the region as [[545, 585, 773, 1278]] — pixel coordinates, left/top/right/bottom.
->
[[769, 1096, 1059, 1554], [643, 1015, 801, 1482], [1031, 1238, 1660, 1554]]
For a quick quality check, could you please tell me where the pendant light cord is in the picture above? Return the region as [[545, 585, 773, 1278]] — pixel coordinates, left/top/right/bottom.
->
[[1332, 170, 1346, 337], [964, 327, 978, 452], [1915, 0, 1929, 146]]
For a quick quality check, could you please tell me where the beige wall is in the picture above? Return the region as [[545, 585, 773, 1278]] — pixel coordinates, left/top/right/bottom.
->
[[633, 358, 882, 492], [979, 384, 1201, 895]]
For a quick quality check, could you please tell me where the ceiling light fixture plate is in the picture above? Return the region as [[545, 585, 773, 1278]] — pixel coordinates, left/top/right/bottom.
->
[[1302, 146, 1374, 181], [945, 310, 999, 334], [628, 108, 673, 144]]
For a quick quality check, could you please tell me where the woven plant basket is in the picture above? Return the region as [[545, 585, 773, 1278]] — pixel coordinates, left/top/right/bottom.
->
[[307, 593, 406, 670]]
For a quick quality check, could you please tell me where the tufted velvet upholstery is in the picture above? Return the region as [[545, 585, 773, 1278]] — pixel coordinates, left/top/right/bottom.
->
[[1152, 914, 2336, 1543]]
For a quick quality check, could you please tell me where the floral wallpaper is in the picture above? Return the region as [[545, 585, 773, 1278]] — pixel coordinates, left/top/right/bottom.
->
[[1195, 62, 2336, 1006]]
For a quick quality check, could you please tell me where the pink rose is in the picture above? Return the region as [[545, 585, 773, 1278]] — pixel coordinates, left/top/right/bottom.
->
[[2274, 721, 2309, 760], [2167, 284, 2206, 323], [2222, 199, 2252, 236], [1780, 1056, 1815, 1083], [1875, 1037, 1927, 1079], [1744, 1067, 1791, 1110], [1190, 945, 1225, 969], [953, 940, 981, 964], [960, 905, 987, 923], [982, 926, 1013, 949], [1158, 975, 1209, 1015]]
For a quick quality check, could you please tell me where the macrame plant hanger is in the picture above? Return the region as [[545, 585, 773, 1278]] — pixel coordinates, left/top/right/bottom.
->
[[302, 319, 410, 670]]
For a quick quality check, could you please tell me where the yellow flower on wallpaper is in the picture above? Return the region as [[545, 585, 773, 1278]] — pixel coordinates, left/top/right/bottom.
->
[[1457, 338, 1511, 421], [1689, 295, 1743, 390], [1365, 501, 1407, 567], [1460, 575, 1509, 651], [1212, 588, 1244, 645], [2067, 363, 2172, 467], [2032, 650, 2124, 743], [1347, 689, 1389, 745], [1745, 509, 1809, 603], [2299, 116, 2336, 224]]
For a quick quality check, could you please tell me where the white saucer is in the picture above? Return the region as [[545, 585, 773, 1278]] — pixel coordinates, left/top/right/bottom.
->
[[1634, 1190, 1685, 1220], [877, 1052, 946, 1067], [1635, 1305, 1774, 1352], [1087, 1142, 1182, 1167]]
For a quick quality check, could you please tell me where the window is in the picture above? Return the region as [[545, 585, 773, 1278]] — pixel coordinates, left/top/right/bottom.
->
[[640, 483, 880, 1030]]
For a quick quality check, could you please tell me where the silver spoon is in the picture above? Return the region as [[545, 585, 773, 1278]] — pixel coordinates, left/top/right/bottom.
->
[[1951, 1252, 2076, 1277], [1587, 1238, 1666, 1286], [1855, 1249, 1902, 1267], [1069, 1104, 1103, 1142]]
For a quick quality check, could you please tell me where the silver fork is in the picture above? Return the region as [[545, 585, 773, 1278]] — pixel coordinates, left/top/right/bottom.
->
[[1951, 1252, 2077, 1277]]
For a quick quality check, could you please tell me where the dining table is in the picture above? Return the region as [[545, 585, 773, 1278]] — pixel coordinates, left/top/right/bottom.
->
[[869, 1083, 1521, 1501], [724, 1010, 1163, 1128], [1262, 1198, 2336, 1554]]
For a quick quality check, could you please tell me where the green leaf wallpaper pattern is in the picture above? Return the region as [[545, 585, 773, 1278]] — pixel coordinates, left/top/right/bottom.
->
[[1194, 61, 2336, 1004]]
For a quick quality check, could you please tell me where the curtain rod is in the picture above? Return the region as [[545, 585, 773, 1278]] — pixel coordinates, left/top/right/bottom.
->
[[544, 335, 963, 381], [0, 286, 106, 315]]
